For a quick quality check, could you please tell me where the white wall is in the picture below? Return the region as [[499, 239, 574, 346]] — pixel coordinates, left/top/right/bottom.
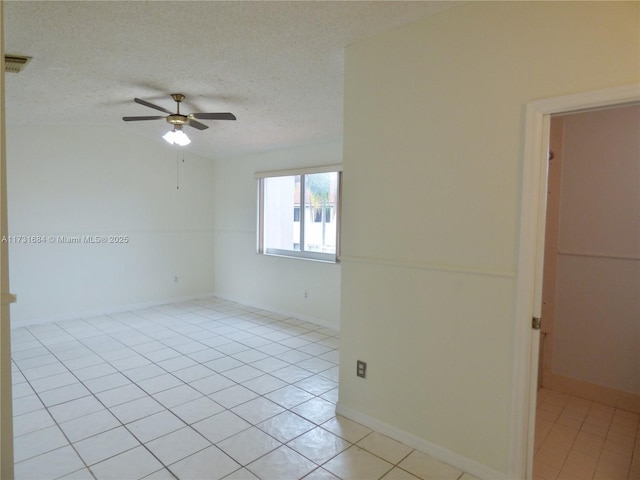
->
[[552, 106, 640, 394], [339, 2, 639, 478], [7, 125, 216, 325], [213, 142, 341, 329]]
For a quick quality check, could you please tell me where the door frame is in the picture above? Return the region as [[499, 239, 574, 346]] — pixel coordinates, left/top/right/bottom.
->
[[0, 2, 15, 478], [509, 83, 640, 479]]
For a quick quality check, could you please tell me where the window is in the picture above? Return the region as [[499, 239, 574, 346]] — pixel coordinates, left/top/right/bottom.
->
[[257, 166, 341, 262]]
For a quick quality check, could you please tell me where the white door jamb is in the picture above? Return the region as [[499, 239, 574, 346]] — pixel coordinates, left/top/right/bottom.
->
[[509, 83, 640, 480]]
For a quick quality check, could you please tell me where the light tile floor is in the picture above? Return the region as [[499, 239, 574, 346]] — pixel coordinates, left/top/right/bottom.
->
[[534, 388, 640, 480], [11, 297, 478, 480]]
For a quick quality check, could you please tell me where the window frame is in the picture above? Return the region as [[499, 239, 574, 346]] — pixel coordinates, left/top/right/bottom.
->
[[256, 165, 342, 263]]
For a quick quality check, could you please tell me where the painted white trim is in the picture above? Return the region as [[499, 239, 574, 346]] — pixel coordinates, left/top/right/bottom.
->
[[528, 84, 639, 115], [0, 4, 14, 478], [510, 83, 640, 479], [212, 291, 340, 332], [341, 254, 516, 279], [255, 163, 343, 179], [14, 292, 340, 332], [557, 250, 640, 262], [264, 248, 338, 263], [336, 403, 506, 480], [10, 293, 216, 328]]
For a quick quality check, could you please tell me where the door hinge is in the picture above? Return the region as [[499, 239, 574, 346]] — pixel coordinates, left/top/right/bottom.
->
[[532, 317, 542, 330]]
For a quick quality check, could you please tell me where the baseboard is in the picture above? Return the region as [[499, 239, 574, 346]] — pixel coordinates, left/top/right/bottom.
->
[[335, 403, 507, 480], [13, 291, 340, 333], [545, 371, 640, 413], [11, 292, 216, 328], [212, 292, 340, 332]]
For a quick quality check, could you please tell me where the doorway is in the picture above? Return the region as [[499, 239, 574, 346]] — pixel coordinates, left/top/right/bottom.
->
[[533, 104, 639, 479], [510, 84, 640, 480]]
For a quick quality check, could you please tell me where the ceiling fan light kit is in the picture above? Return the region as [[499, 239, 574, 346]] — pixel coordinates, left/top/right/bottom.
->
[[123, 93, 236, 147], [163, 126, 191, 146]]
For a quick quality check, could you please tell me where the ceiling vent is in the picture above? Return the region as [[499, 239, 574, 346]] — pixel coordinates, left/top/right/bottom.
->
[[5, 55, 31, 73]]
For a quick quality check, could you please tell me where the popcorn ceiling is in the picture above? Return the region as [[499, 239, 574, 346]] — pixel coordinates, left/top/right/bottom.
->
[[4, 1, 455, 159]]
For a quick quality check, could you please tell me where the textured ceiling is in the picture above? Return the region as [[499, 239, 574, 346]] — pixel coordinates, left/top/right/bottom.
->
[[4, 1, 455, 159]]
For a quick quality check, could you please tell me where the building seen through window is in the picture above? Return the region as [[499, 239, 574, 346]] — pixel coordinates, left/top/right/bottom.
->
[[258, 169, 340, 262]]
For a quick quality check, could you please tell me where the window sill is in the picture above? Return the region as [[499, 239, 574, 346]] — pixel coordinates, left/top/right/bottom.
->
[[260, 250, 340, 264]]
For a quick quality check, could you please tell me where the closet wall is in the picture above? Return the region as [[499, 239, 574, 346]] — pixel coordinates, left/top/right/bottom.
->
[[541, 105, 640, 411]]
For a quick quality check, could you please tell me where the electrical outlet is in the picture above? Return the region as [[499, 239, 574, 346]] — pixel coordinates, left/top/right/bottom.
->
[[356, 360, 367, 378], [304, 291, 308, 299], [174, 276, 178, 283]]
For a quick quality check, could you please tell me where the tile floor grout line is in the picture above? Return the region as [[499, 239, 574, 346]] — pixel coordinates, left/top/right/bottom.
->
[[11, 341, 100, 479], [15, 316, 213, 479], [15, 306, 301, 477], [12, 297, 458, 480], [89, 308, 338, 477], [534, 387, 640, 480]]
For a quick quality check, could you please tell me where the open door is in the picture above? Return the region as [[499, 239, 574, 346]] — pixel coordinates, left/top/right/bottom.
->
[[0, 2, 16, 478], [510, 83, 640, 479]]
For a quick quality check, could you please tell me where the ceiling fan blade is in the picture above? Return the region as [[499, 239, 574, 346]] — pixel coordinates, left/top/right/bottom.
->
[[134, 98, 173, 114], [122, 116, 165, 121], [190, 112, 237, 121], [188, 119, 209, 130]]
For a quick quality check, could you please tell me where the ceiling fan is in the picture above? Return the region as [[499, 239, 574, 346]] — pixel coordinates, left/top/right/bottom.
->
[[123, 93, 236, 146]]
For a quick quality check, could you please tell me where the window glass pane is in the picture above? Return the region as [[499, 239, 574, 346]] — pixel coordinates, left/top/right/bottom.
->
[[258, 169, 340, 261], [304, 172, 338, 254], [264, 175, 301, 251]]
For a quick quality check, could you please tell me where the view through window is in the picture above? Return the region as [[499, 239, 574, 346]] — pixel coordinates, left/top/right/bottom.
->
[[258, 168, 341, 262]]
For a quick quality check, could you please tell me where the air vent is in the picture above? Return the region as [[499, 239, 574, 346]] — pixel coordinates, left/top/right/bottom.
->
[[5, 55, 31, 73]]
